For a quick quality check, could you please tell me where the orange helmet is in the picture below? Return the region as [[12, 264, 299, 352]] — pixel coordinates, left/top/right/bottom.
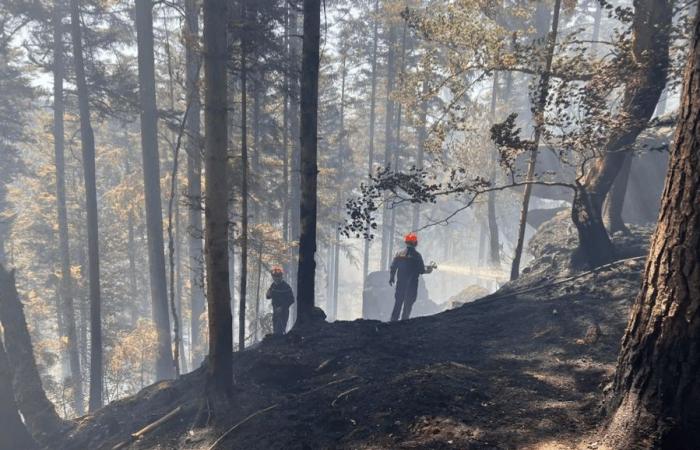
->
[[271, 266, 284, 277], [404, 233, 418, 245]]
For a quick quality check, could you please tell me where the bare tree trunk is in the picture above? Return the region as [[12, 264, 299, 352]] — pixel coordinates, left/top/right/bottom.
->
[[134, 0, 175, 381], [296, 0, 321, 326], [53, 0, 83, 415], [69, 0, 103, 411], [0, 335, 36, 450], [283, 4, 290, 247], [603, 151, 632, 235], [289, 5, 301, 324], [411, 72, 428, 232], [184, 0, 205, 368], [487, 70, 501, 267], [253, 240, 263, 341], [605, 13, 700, 446], [570, 0, 671, 269], [363, 0, 380, 283], [387, 22, 408, 265], [510, 0, 561, 281], [239, 2, 249, 350], [0, 266, 64, 442], [380, 22, 397, 271], [330, 52, 348, 322], [203, 0, 232, 394]]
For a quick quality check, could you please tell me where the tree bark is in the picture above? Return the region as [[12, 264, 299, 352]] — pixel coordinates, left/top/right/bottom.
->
[[380, 22, 397, 271], [296, 0, 321, 326], [203, 0, 232, 394], [487, 69, 501, 267], [411, 72, 429, 232], [0, 266, 64, 442], [134, 0, 175, 381], [239, 0, 249, 350], [184, 0, 205, 368], [53, 0, 83, 415], [363, 0, 380, 283], [605, 12, 700, 447], [289, 4, 301, 318], [603, 151, 633, 235], [0, 335, 36, 450], [69, 0, 103, 412], [510, 0, 561, 281], [330, 52, 348, 322], [570, 0, 671, 269]]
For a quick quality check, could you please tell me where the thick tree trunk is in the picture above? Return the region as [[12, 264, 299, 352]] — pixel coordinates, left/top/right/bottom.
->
[[134, 0, 175, 381], [603, 151, 633, 235], [0, 336, 36, 450], [363, 0, 380, 283], [53, 0, 83, 415], [0, 266, 64, 442], [69, 0, 103, 412], [380, 23, 397, 271], [510, 0, 561, 281], [570, 0, 671, 269], [203, 0, 232, 394], [239, 3, 249, 350], [184, 0, 205, 368], [605, 13, 700, 447], [296, 0, 321, 326]]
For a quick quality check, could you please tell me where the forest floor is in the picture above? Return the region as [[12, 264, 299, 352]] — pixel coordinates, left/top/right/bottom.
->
[[55, 214, 652, 450]]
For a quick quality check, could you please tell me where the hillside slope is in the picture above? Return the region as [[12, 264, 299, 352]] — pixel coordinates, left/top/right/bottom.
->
[[56, 222, 650, 450]]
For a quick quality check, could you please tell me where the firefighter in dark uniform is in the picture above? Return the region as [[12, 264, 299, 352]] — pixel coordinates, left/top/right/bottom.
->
[[389, 233, 434, 321], [266, 266, 295, 335]]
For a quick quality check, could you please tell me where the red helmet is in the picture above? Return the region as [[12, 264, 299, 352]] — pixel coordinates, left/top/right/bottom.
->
[[271, 266, 284, 277], [404, 233, 418, 245]]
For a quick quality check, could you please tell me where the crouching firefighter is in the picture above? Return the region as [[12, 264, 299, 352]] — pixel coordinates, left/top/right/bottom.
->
[[389, 233, 434, 321], [266, 266, 295, 335]]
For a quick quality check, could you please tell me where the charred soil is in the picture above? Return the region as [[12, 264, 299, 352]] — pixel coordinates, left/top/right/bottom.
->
[[55, 221, 649, 450]]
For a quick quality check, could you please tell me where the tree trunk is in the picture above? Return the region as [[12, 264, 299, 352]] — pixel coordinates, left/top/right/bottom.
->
[[69, 0, 103, 412], [570, 0, 671, 269], [603, 151, 633, 235], [363, 0, 380, 283], [487, 70, 501, 267], [380, 22, 397, 271], [330, 52, 348, 322], [387, 22, 408, 265], [239, 2, 249, 350], [411, 72, 429, 232], [53, 0, 84, 416], [0, 266, 64, 442], [203, 0, 232, 394], [510, 0, 561, 281], [296, 0, 321, 326], [134, 0, 175, 381], [289, 4, 301, 318], [283, 4, 290, 247], [0, 336, 36, 450], [605, 13, 700, 447], [184, 0, 205, 368]]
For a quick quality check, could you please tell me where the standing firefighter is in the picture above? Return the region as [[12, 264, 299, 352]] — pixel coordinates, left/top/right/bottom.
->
[[389, 233, 434, 321], [266, 266, 295, 335]]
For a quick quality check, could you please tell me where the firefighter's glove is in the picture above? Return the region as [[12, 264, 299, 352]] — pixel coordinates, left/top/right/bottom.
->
[[389, 278, 394, 286]]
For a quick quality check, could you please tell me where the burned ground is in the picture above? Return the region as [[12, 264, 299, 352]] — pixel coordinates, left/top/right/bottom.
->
[[55, 220, 649, 450]]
